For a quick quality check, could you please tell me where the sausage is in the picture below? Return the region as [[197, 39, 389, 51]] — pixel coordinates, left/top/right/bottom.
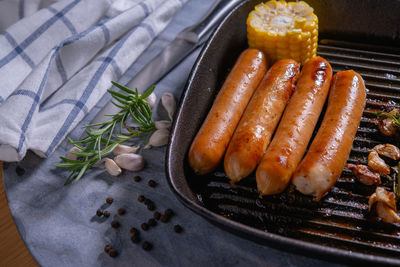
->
[[224, 59, 300, 184], [188, 49, 268, 175], [256, 56, 332, 195], [292, 70, 366, 201]]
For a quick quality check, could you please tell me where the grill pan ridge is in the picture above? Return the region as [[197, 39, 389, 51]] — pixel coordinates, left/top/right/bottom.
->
[[166, 0, 400, 265]]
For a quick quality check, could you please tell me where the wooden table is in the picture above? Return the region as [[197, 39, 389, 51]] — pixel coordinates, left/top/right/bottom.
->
[[0, 163, 37, 266]]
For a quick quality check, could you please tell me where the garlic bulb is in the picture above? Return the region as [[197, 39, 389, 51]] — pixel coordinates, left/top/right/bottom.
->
[[161, 93, 176, 120], [146, 92, 156, 109], [155, 120, 172, 130], [65, 146, 82, 160], [113, 144, 139, 156], [114, 153, 145, 171], [104, 158, 122, 176], [145, 129, 170, 148]]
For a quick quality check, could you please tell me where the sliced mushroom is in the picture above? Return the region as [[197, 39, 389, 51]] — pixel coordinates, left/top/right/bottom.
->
[[368, 150, 390, 176], [371, 144, 400, 160], [375, 202, 400, 223], [368, 187, 400, 223], [346, 163, 381, 186], [378, 109, 398, 136], [368, 187, 397, 211]]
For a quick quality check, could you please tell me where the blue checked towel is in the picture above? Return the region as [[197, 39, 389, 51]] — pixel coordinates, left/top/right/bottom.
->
[[0, 0, 187, 162]]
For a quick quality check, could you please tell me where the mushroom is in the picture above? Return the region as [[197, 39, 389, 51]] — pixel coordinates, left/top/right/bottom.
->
[[378, 109, 398, 136], [346, 163, 381, 185], [368, 187, 400, 223], [368, 150, 390, 176], [371, 144, 400, 160]]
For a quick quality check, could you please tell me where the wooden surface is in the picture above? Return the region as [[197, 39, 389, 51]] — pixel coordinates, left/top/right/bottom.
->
[[0, 162, 37, 266]]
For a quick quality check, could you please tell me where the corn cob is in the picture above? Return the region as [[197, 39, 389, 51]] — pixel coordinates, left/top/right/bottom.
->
[[247, 1, 318, 65]]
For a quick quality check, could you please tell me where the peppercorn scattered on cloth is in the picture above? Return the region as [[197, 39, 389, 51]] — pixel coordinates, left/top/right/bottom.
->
[[247, 0, 318, 65]]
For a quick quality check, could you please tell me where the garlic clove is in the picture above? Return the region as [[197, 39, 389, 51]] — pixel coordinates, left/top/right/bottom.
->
[[114, 153, 145, 171], [161, 93, 176, 121], [145, 129, 170, 149], [146, 92, 156, 109], [113, 144, 139, 156], [65, 146, 82, 160], [155, 120, 172, 130], [104, 158, 122, 176]]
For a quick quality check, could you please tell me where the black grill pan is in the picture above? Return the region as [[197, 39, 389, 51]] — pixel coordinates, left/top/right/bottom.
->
[[166, 0, 400, 265]]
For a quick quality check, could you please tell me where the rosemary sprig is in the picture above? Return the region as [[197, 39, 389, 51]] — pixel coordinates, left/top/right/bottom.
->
[[373, 111, 400, 127], [54, 81, 156, 185]]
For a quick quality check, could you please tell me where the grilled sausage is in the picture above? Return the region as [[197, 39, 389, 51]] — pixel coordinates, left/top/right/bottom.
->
[[256, 56, 332, 195], [224, 59, 300, 184], [292, 70, 366, 201], [188, 49, 268, 175]]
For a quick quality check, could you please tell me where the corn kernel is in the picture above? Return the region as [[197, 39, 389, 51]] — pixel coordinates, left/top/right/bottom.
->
[[246, 0, 318, 65]]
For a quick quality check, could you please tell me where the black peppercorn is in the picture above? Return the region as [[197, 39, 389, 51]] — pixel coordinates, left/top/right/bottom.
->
[[138, 195, 145, 202], [148, 218, 157, 227], [109, 249, 118, 258], [96, 209, 103, 217], [117, 208, 126, 215], [104, 244, 111, 253], [144, 199, 151, 206], [103, 211, 110, 218], [147, 203, 155, 211], [165, 209, 173, 217], [130, 227, 139, 236], [160, 214, 169, 223], [148, 180, 157, 187], [141, 223, 149, 231], [106, 197, 114, 204], [131, 235, 140, 243], [111, 220, 120, 228], [15, 166, 25, 176], [153, 211, 161, 220], [173, 225, 183, 233], [133, 175, 142, 182], [142, 241, 152, 251]]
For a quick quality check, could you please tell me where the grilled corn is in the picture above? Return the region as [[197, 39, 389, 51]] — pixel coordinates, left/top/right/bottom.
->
[[247, 0, 318, 65]]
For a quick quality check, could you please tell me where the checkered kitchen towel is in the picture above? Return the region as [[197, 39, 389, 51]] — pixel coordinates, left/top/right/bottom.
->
[[0, 0, 187, 162]]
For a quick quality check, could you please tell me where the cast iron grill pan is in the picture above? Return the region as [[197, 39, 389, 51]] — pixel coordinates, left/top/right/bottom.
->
[[166, 0, 400, 265]]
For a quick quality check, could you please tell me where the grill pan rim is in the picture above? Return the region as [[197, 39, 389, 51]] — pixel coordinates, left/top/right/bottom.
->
[[166, 0, 400, 265]]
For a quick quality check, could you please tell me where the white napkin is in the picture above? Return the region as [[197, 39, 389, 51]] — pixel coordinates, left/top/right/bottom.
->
[[0, 0, 187, 161]]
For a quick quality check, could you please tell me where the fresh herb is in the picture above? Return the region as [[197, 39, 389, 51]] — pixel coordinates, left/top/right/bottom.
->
[[373, 111, 400, 127], [54, 81, 156, 185]]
